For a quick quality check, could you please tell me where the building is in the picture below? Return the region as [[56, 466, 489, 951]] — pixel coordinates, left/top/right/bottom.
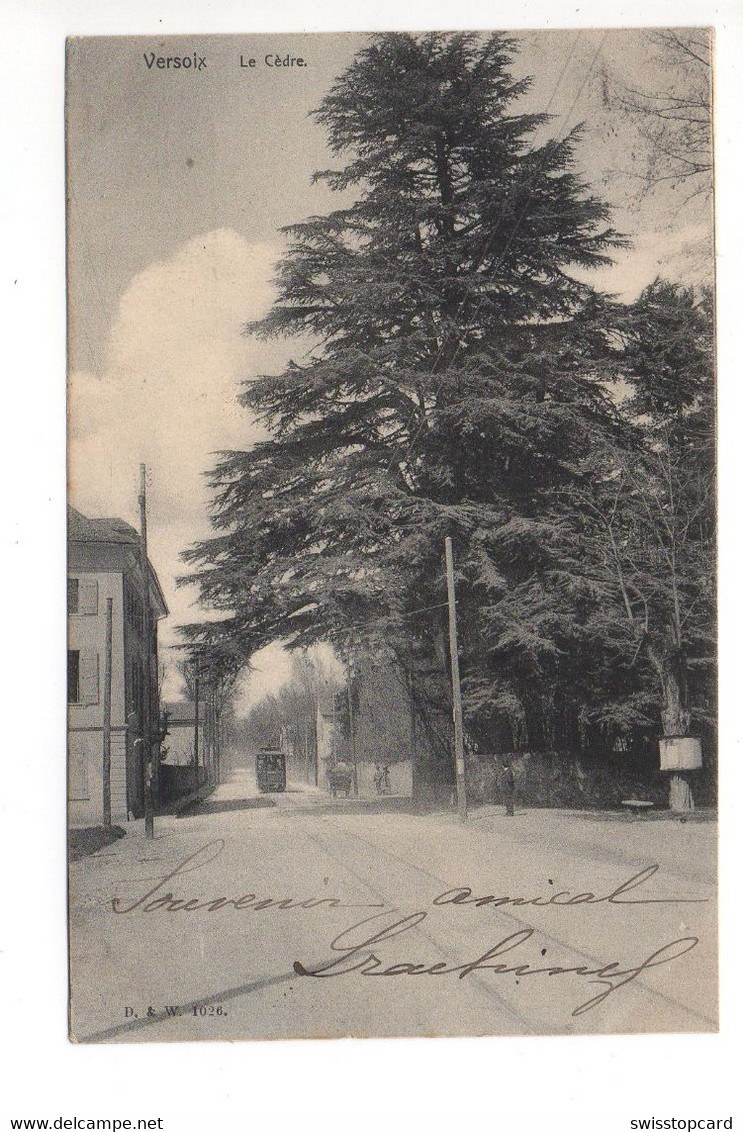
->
[[160, 700, 204, 768], [158, 700, 206, 806], [295, 660, 430, 797], [68, 506, 168, 826]]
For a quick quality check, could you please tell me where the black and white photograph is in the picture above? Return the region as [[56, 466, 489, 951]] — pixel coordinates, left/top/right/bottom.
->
[[65, 28, 717, 1043]]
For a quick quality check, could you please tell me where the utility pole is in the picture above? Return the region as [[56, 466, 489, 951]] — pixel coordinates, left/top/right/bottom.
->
[[314, 679, 321, 786], [213, 682, 221, 785], [206, 679, 215, 785], [203, 678, 211, 784], [445, 536, 467, 821], [408, 653, 418, 805], [211, 686, 216, 781], [346, 640, 358, 795], [139, 464, 155, 839], [206, 676, 213, 785], [102, 597, 113, 827], [193, 671, 200, 780], [330, 680, 336, 765]]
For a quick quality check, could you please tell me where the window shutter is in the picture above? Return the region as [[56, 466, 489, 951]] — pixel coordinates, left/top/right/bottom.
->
[[78, 579, 99, 615], [67, 578, 80, 614], [68, 650, 81, 704], [79, 650, 99, 705]]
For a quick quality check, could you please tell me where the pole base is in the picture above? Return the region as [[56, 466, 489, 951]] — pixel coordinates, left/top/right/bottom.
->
[[669, 772, 694, 813]]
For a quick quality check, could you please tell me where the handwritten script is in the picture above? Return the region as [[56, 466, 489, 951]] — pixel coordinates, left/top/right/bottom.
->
[[110, 840, 706, 1019], [111, 841, 707, 917], [292, 909, 699, 1017], [111, 840, 384, 915]]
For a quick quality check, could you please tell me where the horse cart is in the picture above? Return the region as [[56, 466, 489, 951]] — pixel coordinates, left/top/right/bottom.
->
[[328, 762, 353, 797]]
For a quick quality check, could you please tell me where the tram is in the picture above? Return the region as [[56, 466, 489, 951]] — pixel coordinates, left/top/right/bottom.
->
[[256, 746, 286, 793]]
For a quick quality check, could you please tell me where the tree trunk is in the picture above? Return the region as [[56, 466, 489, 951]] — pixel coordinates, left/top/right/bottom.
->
[[653, 644, 694, 813], [659, 660, 691, 737], [669, 773, 694, 813]]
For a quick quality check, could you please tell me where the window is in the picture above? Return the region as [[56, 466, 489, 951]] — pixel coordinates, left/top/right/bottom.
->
[[130, 659, 142, 715], [68, 650, 99, 705], [68, 650, 80, 703], [124, 583, 144, 633], [69, 577, 98, 616]]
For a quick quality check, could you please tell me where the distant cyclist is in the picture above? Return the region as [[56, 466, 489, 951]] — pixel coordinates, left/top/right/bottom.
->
[[374, 762, 392, 795]]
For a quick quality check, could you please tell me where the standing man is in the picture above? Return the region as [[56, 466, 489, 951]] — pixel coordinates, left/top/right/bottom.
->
[[499, 757, 516, 817]]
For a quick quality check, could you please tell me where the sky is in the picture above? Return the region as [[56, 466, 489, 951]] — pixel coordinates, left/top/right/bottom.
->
[[65, 30, 714, 711]]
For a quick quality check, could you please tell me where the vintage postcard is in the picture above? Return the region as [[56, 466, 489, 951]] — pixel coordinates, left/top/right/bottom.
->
[[66, 30, 716, 1042]]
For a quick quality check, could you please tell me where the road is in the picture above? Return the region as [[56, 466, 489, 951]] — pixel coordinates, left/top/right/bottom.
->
[[69, 765, 717, 1042]]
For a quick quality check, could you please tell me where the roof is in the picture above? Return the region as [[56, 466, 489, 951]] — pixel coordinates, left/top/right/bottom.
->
[[68, 505, 168, 618], [68, 506, 140, 544], [162, 700, 200, 724]]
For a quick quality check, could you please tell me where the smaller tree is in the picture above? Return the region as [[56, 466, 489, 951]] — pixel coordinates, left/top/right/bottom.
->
[[179, 646, 242, 782], [176, 658, 198, 702], [617, 30, 712, 204], [240, 695, 283, 751], [580, 281, 715, 809]]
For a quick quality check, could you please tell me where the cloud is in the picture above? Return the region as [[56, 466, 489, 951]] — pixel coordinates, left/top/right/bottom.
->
[[238, 642, 294, 711], [238, 641, 344, 716], [69, 229, 284, 694], [70, 228, 277, 515], [571, 222, 713, 301]]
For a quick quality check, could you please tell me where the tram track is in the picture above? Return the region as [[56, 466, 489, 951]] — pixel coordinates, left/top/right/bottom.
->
[[279, 791, 716, 1031]]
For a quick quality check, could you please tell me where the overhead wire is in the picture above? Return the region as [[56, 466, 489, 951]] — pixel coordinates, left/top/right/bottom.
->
[[322, 600, 450, 642]]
